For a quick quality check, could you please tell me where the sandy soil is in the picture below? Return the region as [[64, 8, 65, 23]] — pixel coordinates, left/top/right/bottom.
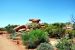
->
[[0, 35, 25, 50], [49, 38, 59, 48]]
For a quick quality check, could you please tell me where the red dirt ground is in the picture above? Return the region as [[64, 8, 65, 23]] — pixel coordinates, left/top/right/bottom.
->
[[0, 35, 25, 50]]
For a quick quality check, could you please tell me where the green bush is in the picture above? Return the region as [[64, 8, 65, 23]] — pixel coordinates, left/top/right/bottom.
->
[[56, 37, 72, 50], [45, 24, 65, 38], [69, 30, 75, 38], [71, 43, 75, 50], [5, 24, 18, 33], [65, 30, 75, 39], [28, 23, 40, 29], [10, 32, 17, 40], [22, 29, 49, 49], [37, 43, 53, 50]]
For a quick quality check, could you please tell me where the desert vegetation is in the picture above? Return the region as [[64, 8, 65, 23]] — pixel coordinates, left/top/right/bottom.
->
[[0, 19, 75, 50]]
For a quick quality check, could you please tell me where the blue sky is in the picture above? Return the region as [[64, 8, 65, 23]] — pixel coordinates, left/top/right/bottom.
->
[[0, 0, 75, 27]]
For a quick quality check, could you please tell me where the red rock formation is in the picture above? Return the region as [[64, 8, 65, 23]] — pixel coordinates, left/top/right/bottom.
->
[[29, 19, 40, 23], [14, 25, 27, 32], [14, 19, 41, 32]]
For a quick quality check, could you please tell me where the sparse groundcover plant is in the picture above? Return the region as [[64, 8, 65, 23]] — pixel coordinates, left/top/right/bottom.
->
[[37, 43, 53, 50], [21, 29, 49, 49]]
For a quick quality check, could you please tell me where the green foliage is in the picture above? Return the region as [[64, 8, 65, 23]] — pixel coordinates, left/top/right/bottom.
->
[[71, 43, 75, 50], [52, 28, 65, 38], [4, 24, 18, 39], [71, 30, 75, 37], [65, 22, 71, 25], [22, 29, 49, 49], [28, 23, 40, 29], [5, 24, 18, 33], [21, 31, 30, 45], [73, 23, 75, 30], [52, 23, 65, 28], [45, 24, 65, 38], [56, 37, 72, 50], [56, 36, 75, 50], [45, 24, 56, 35], [65, 30, 75, 38], [37, 43, 53, 50], [0, 28, 6, 31], [43, 23, 48, 27], [10, 32, 17, 40]]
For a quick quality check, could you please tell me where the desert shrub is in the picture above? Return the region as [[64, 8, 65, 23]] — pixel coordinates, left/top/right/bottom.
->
[[71, 43, 75, 50], [0, 28, 6, 31], [45, 24, 65, 38], [37, 43, 53, 50], [28, 23, 40, 29], [10, 32, 17, 39], [56, 37, 72, 50], [22, 29, 49, 49], [5, 24, 18, 33], [51, 28, 65, 38], [69, 30, 75, 38], [44, 25, 57, 37], [65, 30, 75, 39], [21, 31, 30, 45]]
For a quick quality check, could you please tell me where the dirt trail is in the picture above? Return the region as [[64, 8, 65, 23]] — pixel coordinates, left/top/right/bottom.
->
[[49, 38, 59, 47], [0, 35, 25, 50]]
